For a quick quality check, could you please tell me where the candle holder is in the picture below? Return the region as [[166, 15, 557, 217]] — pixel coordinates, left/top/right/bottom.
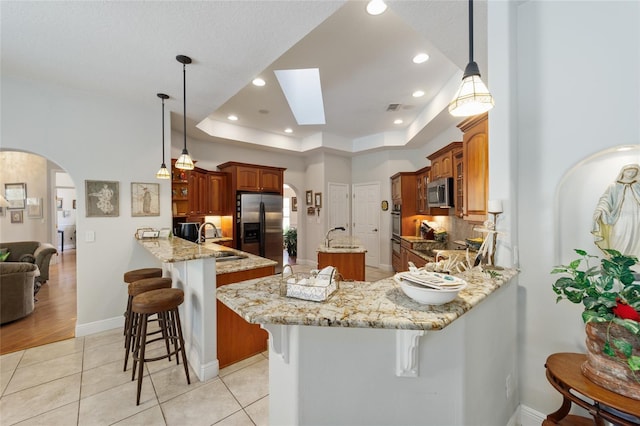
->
[[484, 200, 504, 270]]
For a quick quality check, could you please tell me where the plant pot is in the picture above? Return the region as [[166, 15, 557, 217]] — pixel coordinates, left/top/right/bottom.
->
[[582, 322, 640, 400]]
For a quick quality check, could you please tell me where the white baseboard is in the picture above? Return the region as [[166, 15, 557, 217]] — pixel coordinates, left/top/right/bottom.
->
[[75, 316, 122, 337], [519, 404, 546, 426]]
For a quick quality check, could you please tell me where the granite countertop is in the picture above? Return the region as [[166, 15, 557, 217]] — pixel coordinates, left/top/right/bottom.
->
[[136, 237, 277, 273], [317, 244, 367, 254], [217, 267, 518, 331]]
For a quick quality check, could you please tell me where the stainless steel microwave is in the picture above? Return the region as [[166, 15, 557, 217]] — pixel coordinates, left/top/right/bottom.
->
[[427, 177, 453, 208]]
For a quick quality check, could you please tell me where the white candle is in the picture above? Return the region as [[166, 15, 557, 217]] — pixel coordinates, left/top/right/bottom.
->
[[488, 200, 503, 214]]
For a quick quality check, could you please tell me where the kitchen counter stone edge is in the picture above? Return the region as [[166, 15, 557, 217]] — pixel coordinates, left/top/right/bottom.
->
[[217, 267, 518, 331]]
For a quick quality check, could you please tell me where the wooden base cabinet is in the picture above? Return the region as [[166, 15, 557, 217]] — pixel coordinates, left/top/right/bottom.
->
[[216, 265, 275, 368], [317, 251, 365, 281]]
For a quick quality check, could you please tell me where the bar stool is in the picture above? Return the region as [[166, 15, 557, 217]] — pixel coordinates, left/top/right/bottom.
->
[[131, 288, 190, 405], [122, 268, 163, 336], [123, 276, 173, 371]]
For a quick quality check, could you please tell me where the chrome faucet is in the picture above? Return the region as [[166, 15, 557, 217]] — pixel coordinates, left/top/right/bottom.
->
[[197, 222, 218, 244], [324, 227, 346, 248]]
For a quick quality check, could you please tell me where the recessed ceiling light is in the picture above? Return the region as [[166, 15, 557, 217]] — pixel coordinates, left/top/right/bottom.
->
[[412, 90, 425, 98], [227, 115, 238, 121], [413, 53, 429, 64], [252, 78, 266, 87], [284, 128, 293, 133], [394, 119, 403, 125], [366, 0, 387, 15]]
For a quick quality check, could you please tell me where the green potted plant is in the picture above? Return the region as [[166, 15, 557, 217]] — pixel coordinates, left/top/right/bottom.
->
[[284, 228, 297, 260], [552, 248, 640, 399]]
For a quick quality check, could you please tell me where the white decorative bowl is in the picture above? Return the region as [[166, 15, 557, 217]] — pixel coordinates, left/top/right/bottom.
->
[[394, 275, 466, 305]]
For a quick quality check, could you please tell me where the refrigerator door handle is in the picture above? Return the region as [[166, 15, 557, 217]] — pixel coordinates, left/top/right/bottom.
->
[[259, 201, 265, 257]]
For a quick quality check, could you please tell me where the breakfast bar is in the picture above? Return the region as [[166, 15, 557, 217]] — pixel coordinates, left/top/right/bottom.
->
[[135, 236, 276, 381], [217, 267, 519, 425]]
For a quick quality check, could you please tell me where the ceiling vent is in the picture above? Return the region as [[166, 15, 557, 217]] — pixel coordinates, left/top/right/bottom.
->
[[386, 103, 401, 112]]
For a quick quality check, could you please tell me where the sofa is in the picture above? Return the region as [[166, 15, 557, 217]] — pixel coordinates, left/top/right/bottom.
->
[[0, 262, 38, 324], [0, 241, 57, 284]]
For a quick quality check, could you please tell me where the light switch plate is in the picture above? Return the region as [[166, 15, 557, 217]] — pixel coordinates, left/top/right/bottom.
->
[[85, 230, 95, 242]]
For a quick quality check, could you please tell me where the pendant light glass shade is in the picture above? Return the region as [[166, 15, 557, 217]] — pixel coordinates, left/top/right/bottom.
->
[[175, 55, 194, 170], [156, 93, 171, 179], [449, 0, 494, 117]]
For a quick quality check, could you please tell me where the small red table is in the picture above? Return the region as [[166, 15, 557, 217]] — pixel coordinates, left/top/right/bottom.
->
[[544, 353, 640, 426]]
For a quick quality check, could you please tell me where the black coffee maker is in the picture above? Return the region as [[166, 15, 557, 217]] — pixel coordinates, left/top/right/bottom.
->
[[175, 222, 200, 243]]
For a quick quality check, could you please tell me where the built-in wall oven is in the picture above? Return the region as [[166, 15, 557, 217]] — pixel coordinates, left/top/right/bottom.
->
[[391, 208, 401, 238]]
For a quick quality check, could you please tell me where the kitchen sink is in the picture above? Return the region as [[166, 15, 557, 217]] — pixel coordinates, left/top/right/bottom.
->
[[213, 251, 248, 262]]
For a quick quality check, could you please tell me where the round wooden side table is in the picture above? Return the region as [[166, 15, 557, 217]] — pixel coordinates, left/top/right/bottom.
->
[[544, 352, 640, 426]]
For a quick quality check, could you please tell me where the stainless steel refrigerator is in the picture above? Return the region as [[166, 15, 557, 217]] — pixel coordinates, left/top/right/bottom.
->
[[236, 193, 283, 273]]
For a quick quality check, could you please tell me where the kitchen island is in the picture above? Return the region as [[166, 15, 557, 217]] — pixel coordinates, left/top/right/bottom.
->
[[217, 267, 519, 425], [316, 242, 366, 281], [136, 237, 276, 381]]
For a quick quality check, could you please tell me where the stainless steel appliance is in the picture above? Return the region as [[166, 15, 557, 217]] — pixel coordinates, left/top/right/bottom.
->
[[177, 222, 200, 243], [391, 208, 401, 238], [391, 237, 401, 257], [427, 177, 454, 208], [236, 193, 283, 273]]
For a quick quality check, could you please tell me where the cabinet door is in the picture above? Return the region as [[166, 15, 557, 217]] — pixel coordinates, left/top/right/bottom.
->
[[259, 169, 282, 193], [430, 159, 442, 180], [391, 176, 401, 202], [462, 116, 488, 220], [188, 171, 201, 214], [441, 152, 453, 178], [207, 173, 225, 214], [236, 166, 260, 192]]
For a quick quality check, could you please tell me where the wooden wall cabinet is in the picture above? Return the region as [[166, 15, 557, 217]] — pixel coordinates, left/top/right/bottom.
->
[[453, 148, 464, 218], [218, 162, 285, 194], [171, 160, 229, 220], [458, 113, 488, 221], [390, 172, 417, 235], [415, 166, 430, 214], [427, 142, 461, 181]]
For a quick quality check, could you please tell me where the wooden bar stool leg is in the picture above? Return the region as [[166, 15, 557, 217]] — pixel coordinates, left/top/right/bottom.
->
[[136, 314, 149, 406], [173, 308, 191, 384]]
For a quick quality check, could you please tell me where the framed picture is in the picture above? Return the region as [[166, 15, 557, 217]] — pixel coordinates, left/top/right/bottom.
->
[[27, 197, 43, 218], [315, 192, 322, 208], [10, 210, 23, 224], [131, 182, 160, 217], [306, 190, 313, 205], [0, 206, 4, 217], [4, 183, 26, 209], [56, 198, 63, 210], [73, 199, 76, 210], [291, 197, 298, 212], [85, 180, 119, 217]]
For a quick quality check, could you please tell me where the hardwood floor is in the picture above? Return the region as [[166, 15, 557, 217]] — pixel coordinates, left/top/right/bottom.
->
[[0, 250, 77, 355]]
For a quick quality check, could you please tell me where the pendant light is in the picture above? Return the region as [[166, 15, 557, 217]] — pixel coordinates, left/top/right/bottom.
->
[[448, 0, 494, 117], [156, 93, 171, 179], [174, 54, 194, 170]]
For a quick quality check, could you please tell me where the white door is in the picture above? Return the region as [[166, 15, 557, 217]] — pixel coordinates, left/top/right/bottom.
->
[[353, 182, 380, 267], [328, 182, 350, 232]]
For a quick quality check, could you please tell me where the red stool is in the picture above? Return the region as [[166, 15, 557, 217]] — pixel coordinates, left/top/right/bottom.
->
[[123, 276, 173, 371], [131, 288, 190, 405]]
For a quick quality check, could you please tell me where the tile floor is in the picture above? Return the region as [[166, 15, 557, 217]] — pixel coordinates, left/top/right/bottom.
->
[[0, 265, 393, 426]]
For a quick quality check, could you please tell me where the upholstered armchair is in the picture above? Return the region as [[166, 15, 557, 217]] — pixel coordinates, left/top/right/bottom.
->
[[0, 241, 57, 283], [0, 262, 38, 324]]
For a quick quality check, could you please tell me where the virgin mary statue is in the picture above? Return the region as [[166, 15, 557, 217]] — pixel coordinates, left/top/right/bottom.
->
[[592, 163, 640, 259]]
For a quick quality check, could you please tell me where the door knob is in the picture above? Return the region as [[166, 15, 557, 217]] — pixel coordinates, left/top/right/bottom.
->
[[373, 228, 378, 232]]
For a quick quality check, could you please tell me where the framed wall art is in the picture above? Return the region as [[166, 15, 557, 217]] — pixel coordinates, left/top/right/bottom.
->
[[4, 183, 26, 209], [291, 197, 298, 212], [131, 182, 160, 217], [0, 206, 5, 217], [10, 210, 23, 224], [306, 190, 313, 205], [27, 197, 43, 218], [315, 192, 322, 209], [56, 198, 63, 209], [85, 180, 119, 217]]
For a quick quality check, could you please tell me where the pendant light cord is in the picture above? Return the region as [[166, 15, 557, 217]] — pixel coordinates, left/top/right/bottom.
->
[[161, 97, 166, 164], [182, 63, 187, 151], [468, 0, 474, 64]]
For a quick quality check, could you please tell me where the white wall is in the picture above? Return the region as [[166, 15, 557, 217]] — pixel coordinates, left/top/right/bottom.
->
[[510, 0, 640, 416]]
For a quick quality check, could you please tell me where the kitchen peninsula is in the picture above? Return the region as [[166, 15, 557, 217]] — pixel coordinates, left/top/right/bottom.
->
[[135, 236, 276, 381], [217, 267, 519, 425]]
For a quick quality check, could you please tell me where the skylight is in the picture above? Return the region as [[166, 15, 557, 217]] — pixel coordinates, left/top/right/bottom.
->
[[274, 68, 326, 125]]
